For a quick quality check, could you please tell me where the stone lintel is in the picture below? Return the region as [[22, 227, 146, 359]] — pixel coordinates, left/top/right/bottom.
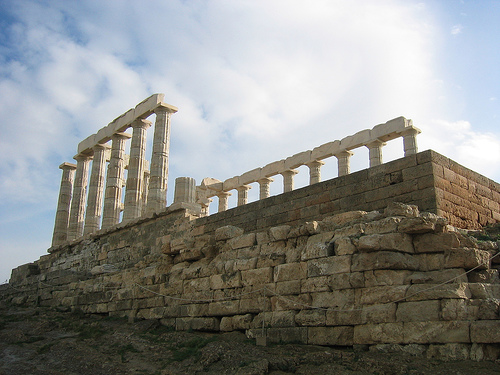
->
[[59, 162, 77, 170], [240, 168, 262, 185], [262, 160, 285, 177], [284, 151, 312, 170], [224, 176, 241, 191]]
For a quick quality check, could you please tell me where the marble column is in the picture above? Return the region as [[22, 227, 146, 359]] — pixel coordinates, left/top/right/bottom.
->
[[402, 128, 420, 156], [52, 162, 77, 246], [142, 170, 150, 216], [281, 169, 298, 193], [366, 140, 386, 167], [101, 132, 131, 229], [123, 119, 152, 222], [173, 177, 197, 205], [237, 185, 251, 206], [335, 150, 354, 177], [258, 177, 274, 199], [306, 160, 325, 185], [217, 191, 231, 212], [146, 106, 175, 214], [67, 154, 92, 240], [84, 143, 111, 235]]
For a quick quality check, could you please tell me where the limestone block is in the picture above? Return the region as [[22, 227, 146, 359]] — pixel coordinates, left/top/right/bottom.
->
[[240, 297, 271, 314], [220, 316, 233, 331], [223, 176, 240, 191], [426, 344, 470, 360], [354, 323, 404, 344], [396, 300, 440, 322], [179, 303, 209, 317], [384, 202, 419, 217], [215, 225, 244, 241], [468, 283, 500, 299], [233, 257, 258, 271], [295, 309, 326, 326], [471, 321, 500, 343], [269, 225, 291, 241], [284, 150, 312, 169], [357, 233, 414, 253], [176, 317, 220, 331], [326, 307, 363, 326], [271, 294, 312, 311], [327, 273, 351, 290], [444, 248, 490, 270], [311, 289, 355, 309], [339, 129, 371, 150], [440, 299, 477, 321], [231, 314, 254, 330], [351, 251, 419, 272], [325, 211, 367, 226], [256, 253, 286, 268], [183, 277, 210, 294], [77, 134, 96, 155], [311, 140, 341, 160], [208, 300, 240, 316], [301, 276, 330, 293], [241, 267, 273, 286], [467, 269, 500, 283], [276, 280, 301, 295], [228, 233, 256, 250], [333, 223, 365, 239], [362, 303, 397, 324], [364, 270, 412, 287], [307, 255, 351, 277], [134, 93, 168, 119], [274, 262, 307, 282], [271, 311, 296, 327], [403, 321, 470, 344], [364, 217, 402, 235], [415, 253, 445, 271], [359, 286, 409, 305], [330, 238, 356, 258], [261, 159, 285, 177], [240, 168, 262, 185], [210, 272, 242, 289], [407, 268, 468, 285], [301, 232, 334, 261], [413, 232, 462, 253], [308, 326, 354, 346], [397, 216, 439, 234], [405, 283, 471, 301]]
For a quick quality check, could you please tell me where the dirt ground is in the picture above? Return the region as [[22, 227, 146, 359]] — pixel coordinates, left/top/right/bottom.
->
[[1, 304, 499, 375]]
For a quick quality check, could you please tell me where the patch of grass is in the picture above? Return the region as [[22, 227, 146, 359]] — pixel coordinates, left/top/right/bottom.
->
[[77, 324, 107, 340], [118, 343, 140, 363], [168, 336, 217, 363]]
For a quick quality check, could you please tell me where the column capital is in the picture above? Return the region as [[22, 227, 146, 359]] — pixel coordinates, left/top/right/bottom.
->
[[73, 153, 93, 162], [59, 162, 77, 170], [112, 132, 132, 141], [154, 104, 178, 114], [305, 160, 325, 168], [92, 143, 111, 151], [281, 169, 299, 177], [236, 184, 252, 192], [257, 177, 274, 184], [334, 150, 354, 158], [216, 191, 232, 198], [400, 126, 421, 137], [365, 139, 386, 149], [131, 118, 152, 130]]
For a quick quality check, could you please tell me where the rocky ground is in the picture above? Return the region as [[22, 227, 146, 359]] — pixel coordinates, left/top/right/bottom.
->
[[1, 304, 500, 375]]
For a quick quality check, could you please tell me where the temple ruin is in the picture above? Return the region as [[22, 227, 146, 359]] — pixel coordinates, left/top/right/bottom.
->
[[2, 94, 499, 360]]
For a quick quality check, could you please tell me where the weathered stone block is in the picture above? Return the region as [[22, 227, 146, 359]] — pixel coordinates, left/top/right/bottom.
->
[[396, 300, 440, 322], [403, 321, 470, 344], [467, 269, 499, 283], [311, 289, 354, 309], [271, 311, 296, 327], [364, 270, 412, 287], [301, 276, 330, 293], [215, 225, 244, 241], [468, 283, 500, 299], [208, 300, 240, 316], [362, 303, 397, 324], [308, 326, 354, 346], [326, 307, 363, 326], [364, 217, 402, 235], [415, 253, 445, 271], [351, 252, 419, 272], [307, 255, 351, 277], [333, 237, 357, 255], [354, 323, 404, 344], [357, 233, 414, 253], [176, 317, 220, 331], [271, 294, 312, 311], [302, 232, 334, 260], [413, 232, 461, 253], [426, 343, 470, 360], [406, 268, 468, 285], [471, 321, 500, 343], [444, 248, 490, 270], [240, 296, 271, 314], [269, 225, 291, 241], [241, 267, 273, 286], [228, 233, 256, 249], [210, 272, 242, 289], [384, 202, 419, 217], [406, 283, 471, 301], [276, 280, 301, 295], [295, 309, 326, 326], [274, 262, 307, 282], [359, 286, 409, 305]]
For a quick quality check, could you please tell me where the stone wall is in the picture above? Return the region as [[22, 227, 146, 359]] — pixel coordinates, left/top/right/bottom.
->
[[2, 150, 500, 360]]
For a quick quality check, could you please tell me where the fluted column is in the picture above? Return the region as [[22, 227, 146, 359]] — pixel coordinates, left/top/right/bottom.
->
[[67, 154, 92, 240], [146, 106, 176, 214], [84, 143, 111, 235], [306, 160, 325, 185], [335, 150, 354, 177], [52, 162, 77, 246], [258, 177, 274, 199], [237, 185, 251, 206], [123, 119, 152, 222], [281, 169, 298, 193], [142, 170, 150, 215], [102, 132, 131, 229], [217, 191, 231, 212], [402, 127, 420, 156], [366, 140, 386, 167]]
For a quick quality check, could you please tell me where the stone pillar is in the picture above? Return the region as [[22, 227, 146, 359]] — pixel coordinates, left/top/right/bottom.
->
[[67, 154, 92, 240], [237, 185, 252, 206], [335, 150, 354, 177], [123, 119, 151, 222], [142, 170, 150, 216], [84, 144, 111, 235], [101, 132, 131, 229], [402, 127, 420, 156], [366, 140, 386, 167], [306, 160, 325, 185], [173, 177, 197, 205], [258, 177, 274, 199], [217, 191, 231, 212], [52, 162, 77, 246], [146, 106, 176, 214], [198, 197, 212, 217], [281, 169, 298, 193]]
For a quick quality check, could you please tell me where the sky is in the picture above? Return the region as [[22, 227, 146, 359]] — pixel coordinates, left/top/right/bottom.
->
[[0, 0, 499, 283]]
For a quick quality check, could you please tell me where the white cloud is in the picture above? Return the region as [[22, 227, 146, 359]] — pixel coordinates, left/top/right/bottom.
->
[[451, 24, 463, 35]]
